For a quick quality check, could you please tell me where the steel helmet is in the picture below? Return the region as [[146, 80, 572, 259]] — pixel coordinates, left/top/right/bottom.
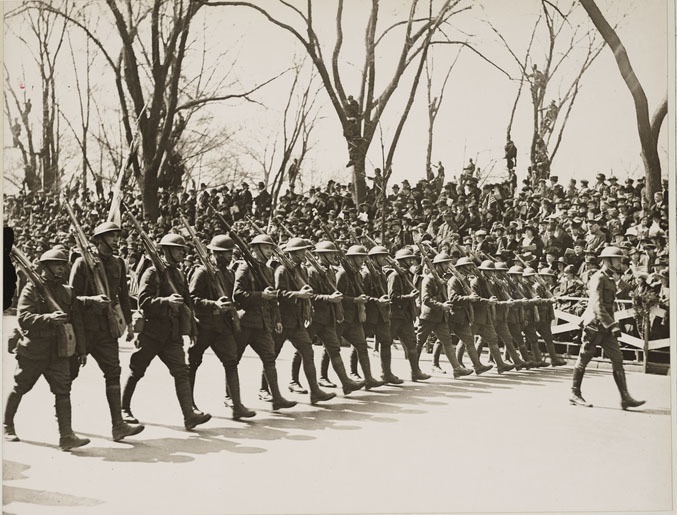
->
[[346, 245, 368, 256], [39, 248, 69, 263], [599, 246, 624, 259], [93, 221, 122, 238], [207, 235, 235, 251], [508, 265, 524, 275], [250, 234, 275, 246], [455, 256, 475, 267], [159, 234, 187, 248], [522, 267, 537, 277], [478, 260, 495, 270], [314, 241, 339, 253], [432, 252, 452, 264], [539, 267, 556, 276], [494, 261, 509, 271], [368, 245, 389, 256], [394, 248, 416, 261], [284, 237, 312, 252]]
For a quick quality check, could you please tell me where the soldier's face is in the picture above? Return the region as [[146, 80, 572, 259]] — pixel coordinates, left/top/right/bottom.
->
[[259, 244, 274, 260], [45, 261, 66, 279], [100, 232, 120, 253], [167, 247, 185, 264], [213, 250, 232, 267], [289, 249, 306, 266]]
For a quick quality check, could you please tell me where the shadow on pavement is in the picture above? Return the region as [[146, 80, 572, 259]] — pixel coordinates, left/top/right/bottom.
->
[[3, 485, 103, 508], [2, 460, 30, 482]]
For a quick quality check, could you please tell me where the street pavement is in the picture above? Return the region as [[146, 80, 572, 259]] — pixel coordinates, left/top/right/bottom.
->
[[2, 315, 674, 515]]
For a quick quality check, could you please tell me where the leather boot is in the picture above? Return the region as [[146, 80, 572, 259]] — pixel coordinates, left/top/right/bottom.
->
[[545, 339, 567, 367], [357, 348, 384, 389], [226, 368, 256, 420], [349, 348, 361, 379], [300, 350, 336, 404], [613, 369, 645, 410], [55, 395, 90, 451], [503, 338, 528, 370], [380, 345, 403, 384], [569, 366, 592, 407], [289, 351, 308, 393], [3, 391, 22, 442], [318, 350, 336, 387], [462, 339, 493, 375], [530, 338, 548, 367], [121, 376, 140, 424], [329, 353, 365, 394], [107, 385, 144, 441], [442, 340, 473, 378], [407, 348, 431, 381], [263, 365, 297, 410], [488, 341, 515, 373], [176, 378, 212, 429], [455, 342, 466, 368]]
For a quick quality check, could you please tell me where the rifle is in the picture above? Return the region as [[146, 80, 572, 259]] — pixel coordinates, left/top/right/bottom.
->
[[179, 214, 240, 332], [208, 203, 274, 290], [419, 240, 471, 296], [124, 204, 197, 338], [11, 248, 77, 358], [245, 215, 312, 326], [414, 240, 448, 301], [347, 227, 388, 296], [511, 254, 541, 323], [320, 221, 367, 323], [361, 233, 416, 290], [64, 202, 126, 338]]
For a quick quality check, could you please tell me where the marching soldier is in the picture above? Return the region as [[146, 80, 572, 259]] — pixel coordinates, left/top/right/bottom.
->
[[274, 237, 336, 404], [121, 234, 212, 430], [69, 222, 145, 441], [362, 245, 403, 384], [233, 234, 297, 410], [4, 248, 90, 450], [451, 257, 494, 375], [188, 235, 256, 420], [520, 268, 555, 367], [526, 268, 567, 366], [416, 252, 473, 378], [495, 262, 535, 367], [570, 246, 645, 409], [306, 241, 365, 394], [336, 245, 385, 389], [389, 248, 430, 381]]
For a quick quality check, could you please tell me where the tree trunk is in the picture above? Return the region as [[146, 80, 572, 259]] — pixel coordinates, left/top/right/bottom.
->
[[425, 122, 434, 180], [580, 0, 664, 202], [351, 141, 368, 202]]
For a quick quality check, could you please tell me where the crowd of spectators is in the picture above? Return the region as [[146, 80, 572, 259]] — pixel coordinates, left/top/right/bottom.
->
[[3, 161, 670, 342]]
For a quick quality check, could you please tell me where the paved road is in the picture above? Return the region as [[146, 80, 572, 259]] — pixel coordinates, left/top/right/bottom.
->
[[2, 316, 674, 515]]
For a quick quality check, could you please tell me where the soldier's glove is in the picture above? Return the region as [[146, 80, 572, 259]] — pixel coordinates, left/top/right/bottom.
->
[[611, 327, 622, 338]]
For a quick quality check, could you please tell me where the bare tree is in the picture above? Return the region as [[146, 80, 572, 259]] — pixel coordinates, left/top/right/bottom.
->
[[206, 0, 468, 203], [580, 0, 667, 202]]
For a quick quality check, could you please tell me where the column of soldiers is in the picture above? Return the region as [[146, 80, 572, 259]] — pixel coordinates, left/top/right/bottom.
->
[[3, 218, 646, 450]]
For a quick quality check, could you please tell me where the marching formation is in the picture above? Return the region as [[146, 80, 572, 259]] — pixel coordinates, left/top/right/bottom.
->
[[4, 205, 646, 451]]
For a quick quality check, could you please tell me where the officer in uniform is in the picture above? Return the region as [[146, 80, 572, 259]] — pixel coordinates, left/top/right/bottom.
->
[[188, 234, 256, 420], [416, 252, 473, 378], [233, 234, 296, 410], [362, 245, 403, 385], [121, 234, 212, 430], [336, 245, 384, 389], [570, 246, 645, 409], [69, 221, 145, 441], [3, 248, 90, 450], [306, 241, 365, 394], [388, 248, 430, 381], [274, 237, 336, 404]]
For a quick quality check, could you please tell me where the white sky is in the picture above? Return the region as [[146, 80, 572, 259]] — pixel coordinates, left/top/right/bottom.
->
[[2, 0, 671, 193]]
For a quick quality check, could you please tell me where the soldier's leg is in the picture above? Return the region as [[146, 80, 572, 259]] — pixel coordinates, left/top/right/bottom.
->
[[450, 322, 492, 375], [570, 329, 598, 406], [210, 329, 256, 420], [536, 321, 567, 366], [475, 322, 514, 373], [88, 334, 144, 440], [432, 339, 446, 373], [249, 329, 297, 410], [523, 324, 547, 367], [374, 323, 402, 384], [3, 355, 45, 441], [121, 333, 162, 423], [158, 337, 212, 429], [314, 324, 364, 394], [391, 319, 430, 381], [260, 331, 286, 398], [342, 323, 384, 389], [509, 322, 535, 366], [44, 357, 89, 450], [432, 322, 473, 378], [289, 350, 306, 392], [415, 320, 434, 358], [187, 329, 213, 395], [495, 320, 527, 369], [601, 333, 645, 409], [285, 328, 335, 404]]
